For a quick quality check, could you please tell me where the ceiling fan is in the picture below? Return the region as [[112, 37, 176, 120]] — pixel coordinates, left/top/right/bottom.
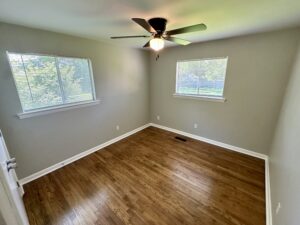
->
[[111, 17, 207, 51]]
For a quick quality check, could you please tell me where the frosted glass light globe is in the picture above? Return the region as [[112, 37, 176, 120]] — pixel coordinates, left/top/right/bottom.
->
[[150, 38, 164, 51]]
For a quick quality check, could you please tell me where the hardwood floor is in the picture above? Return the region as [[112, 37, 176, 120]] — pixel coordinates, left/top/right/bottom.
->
[[24, 126, 265, 225]]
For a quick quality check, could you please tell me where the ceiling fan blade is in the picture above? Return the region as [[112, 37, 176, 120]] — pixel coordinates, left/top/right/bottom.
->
[[166, 24, 207, 36], [143, 41, 150, 48], [132, 18, 153, 33], [164, 36, 191, 45], [111, 35, 150, 39]]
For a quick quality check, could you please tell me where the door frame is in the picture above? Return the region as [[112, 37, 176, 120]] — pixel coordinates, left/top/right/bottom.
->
[[0, 130, 29, 225]]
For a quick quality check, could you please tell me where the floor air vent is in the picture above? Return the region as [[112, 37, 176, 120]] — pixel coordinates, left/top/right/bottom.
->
[[175, 136, 187, 142]]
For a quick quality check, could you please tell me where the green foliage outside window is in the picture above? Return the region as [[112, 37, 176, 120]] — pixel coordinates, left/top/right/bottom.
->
[[176, 58, 228, 97], [8, 53, 94, 111]]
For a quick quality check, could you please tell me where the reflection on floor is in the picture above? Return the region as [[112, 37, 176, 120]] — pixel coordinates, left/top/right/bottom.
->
[[24, 126, 265, 225]]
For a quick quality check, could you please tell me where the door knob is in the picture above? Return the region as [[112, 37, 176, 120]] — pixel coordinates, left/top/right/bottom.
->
[[6, 158, 16, 165], [7, 162, 17, 172]]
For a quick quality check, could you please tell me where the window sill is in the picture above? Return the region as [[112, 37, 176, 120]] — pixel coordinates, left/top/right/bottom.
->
[[173, 93, 226, 102], [17, 100, 100, 119]]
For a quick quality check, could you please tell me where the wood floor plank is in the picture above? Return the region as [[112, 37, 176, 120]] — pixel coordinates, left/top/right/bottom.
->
[[24, 126, 265, 225]]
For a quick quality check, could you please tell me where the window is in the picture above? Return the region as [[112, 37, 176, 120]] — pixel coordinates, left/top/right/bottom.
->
[[7, 52, 96, 112], [175, 57, 228, 99]]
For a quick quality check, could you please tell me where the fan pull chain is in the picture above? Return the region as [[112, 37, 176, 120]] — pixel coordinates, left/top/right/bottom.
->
[[156, 54, 160, 61]]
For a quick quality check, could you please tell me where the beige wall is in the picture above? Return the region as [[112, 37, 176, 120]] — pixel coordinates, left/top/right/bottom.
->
[[269, 40, 300, 225], [1, 21, 300, 189], [150, 28, 300, 154], [0, 23, 150, 178], [0, 212, 6, 225]]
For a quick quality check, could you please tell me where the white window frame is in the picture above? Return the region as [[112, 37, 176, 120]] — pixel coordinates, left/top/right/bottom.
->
[[7, 51, 100, 119], [173, 57, 228, 102]]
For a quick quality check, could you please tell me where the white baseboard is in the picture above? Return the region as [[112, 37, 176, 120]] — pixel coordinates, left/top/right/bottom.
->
[[19, 122, 272, 225], [150, 122, 271, 225], [19, 123, 151, 185], [150, 123, 268, 160]]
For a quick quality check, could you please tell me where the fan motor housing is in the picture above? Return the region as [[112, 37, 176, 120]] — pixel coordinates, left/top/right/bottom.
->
[[148, 17, 167, 34]]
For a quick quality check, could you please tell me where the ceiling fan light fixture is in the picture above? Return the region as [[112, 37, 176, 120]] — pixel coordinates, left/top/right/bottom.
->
[[111, 18, 207, 52], [150, 37, 164, 51]]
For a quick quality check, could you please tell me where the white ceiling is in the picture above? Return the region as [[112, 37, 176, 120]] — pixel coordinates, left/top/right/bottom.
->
[[0, 0, 300, 48]]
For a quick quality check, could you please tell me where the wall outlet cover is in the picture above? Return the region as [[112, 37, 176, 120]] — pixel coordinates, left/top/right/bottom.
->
[[276, 202, 281, 215]]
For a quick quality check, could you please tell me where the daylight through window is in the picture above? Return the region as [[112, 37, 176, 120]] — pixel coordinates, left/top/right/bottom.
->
[[7, 52, 95, 112], [176, 58, 228, 97]]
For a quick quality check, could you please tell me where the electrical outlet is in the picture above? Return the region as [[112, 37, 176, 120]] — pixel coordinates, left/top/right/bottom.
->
[[276, 202, 281, 215], [194, 123, 198, 129], [156, 115, 160, 121], [116, 125, 120, 131]]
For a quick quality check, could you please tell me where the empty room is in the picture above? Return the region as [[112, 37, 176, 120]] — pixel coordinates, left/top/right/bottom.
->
[[0, 0, 299, 224]]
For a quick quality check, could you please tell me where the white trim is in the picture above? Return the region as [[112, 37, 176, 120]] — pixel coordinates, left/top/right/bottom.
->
[[0, 180, 22, 225], [176, 56, 229, 63], [7, 51, 98, 116], [88, 59, 97, 102], [150, 123, 272, 225], [175, 57, 229, 101], [0, 131, 29, 225], [265, 158, 273, 225], [173, 93, 226, 102], [150, 123, 268, 160], [7, 51, 93, 60], [18, 122, 272, 225], [17, 99, 100, 119], [19, 123, 151, 185]]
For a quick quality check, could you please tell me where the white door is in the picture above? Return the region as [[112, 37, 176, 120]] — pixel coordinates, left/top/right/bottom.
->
[[0, 130, 29, 225]]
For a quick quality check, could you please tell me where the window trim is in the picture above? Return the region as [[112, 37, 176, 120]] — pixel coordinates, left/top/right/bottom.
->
[[173, 93, 226, 102], [17, 99, 100, 119], [6, 51, 99, 117], [175, 57, 228, 101]]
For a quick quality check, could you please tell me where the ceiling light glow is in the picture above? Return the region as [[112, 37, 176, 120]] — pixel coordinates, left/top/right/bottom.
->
[[150, 38, 164, 51]]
